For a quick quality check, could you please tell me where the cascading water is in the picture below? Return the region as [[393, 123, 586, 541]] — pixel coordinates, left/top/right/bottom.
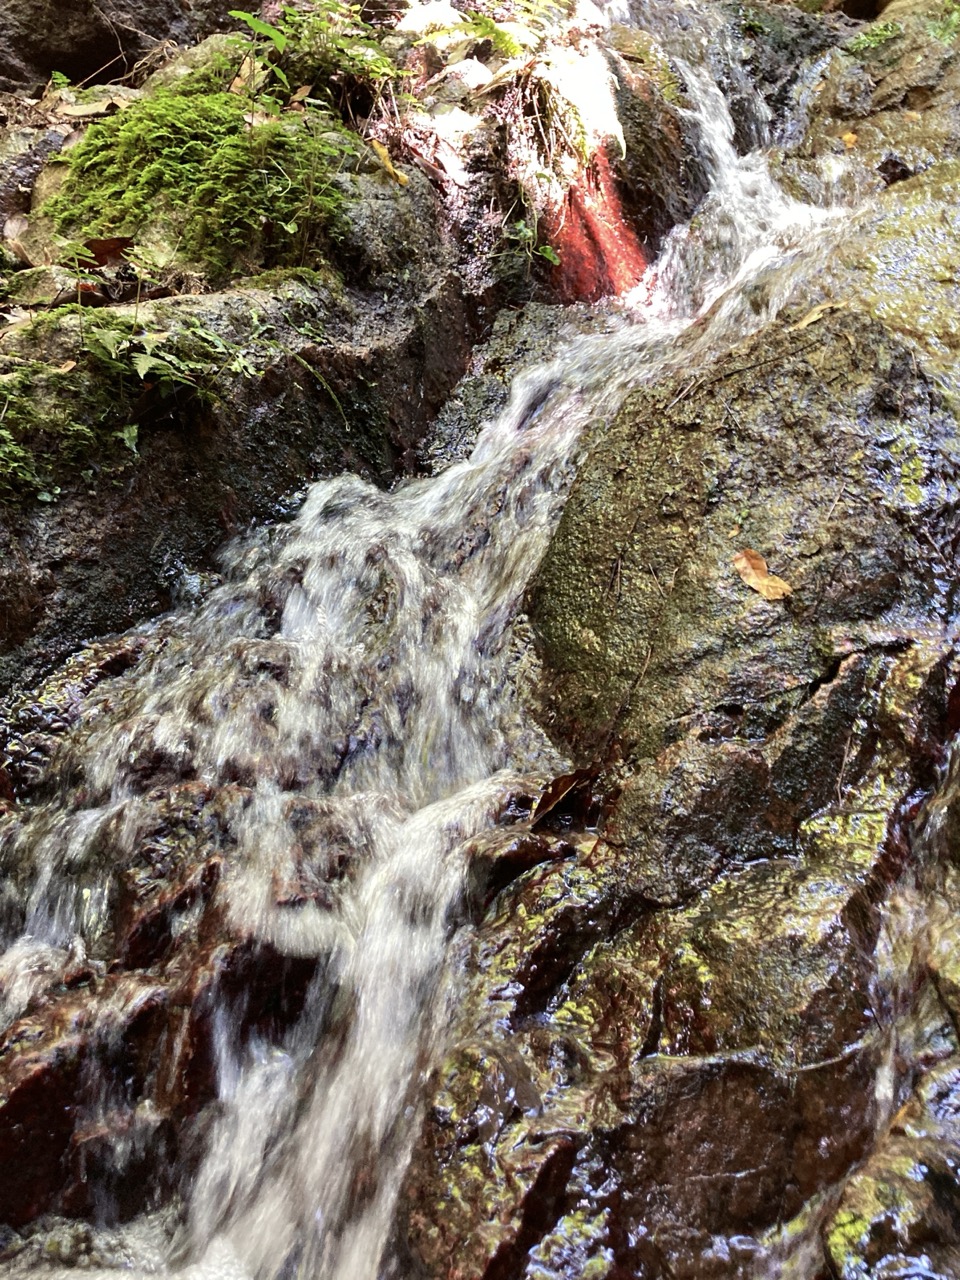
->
[[0, 13, 841, 1280]]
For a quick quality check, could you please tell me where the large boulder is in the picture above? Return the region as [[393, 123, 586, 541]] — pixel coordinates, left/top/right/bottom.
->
[[397, 139, 960, 1275]]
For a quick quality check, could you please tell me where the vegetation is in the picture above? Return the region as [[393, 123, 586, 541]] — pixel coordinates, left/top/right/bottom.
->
[[928, 0, 960, 43], [45, 87, 358, 283], [845, 20, 903, 55], [43, 0, 410, 284], [0, 312, 254, 501]]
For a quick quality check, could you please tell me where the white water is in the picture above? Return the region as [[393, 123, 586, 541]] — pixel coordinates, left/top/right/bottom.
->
[[0, 19, 836, 1280]]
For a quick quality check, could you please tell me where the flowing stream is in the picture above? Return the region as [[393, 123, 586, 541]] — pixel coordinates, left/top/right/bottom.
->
[[0, 11, 843, 1279]]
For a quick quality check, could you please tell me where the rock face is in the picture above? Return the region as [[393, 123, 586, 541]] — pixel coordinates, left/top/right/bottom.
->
[[0, 235, 491, 691], [399, 306, 960, 1276], [396, 16, 960, 1273], [0, 0, 207, 96]]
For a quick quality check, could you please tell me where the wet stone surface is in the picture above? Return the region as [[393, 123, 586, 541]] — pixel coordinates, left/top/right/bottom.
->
[[397, 181, 960, 1272], [3, 2, 960, 1276]]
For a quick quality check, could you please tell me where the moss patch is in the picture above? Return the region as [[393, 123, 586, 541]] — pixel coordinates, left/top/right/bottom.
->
[[0, 351, 132, 501], [44, 84, 358, 283]]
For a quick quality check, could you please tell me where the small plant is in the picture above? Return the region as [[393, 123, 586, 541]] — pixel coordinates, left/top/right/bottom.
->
[[500, 212, 560, 278], [928, 0, 960, 43], [0, 309, 263, 502], [423, 0, 570, 59], [845, 20, 903, 55], [232, 3, 402, 121]]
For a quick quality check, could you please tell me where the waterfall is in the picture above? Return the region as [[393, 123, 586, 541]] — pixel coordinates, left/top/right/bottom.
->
[[0, 14, 837, 1280]]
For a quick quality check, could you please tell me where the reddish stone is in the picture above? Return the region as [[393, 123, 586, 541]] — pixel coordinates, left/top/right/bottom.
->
[[545, 148, 649, 304]]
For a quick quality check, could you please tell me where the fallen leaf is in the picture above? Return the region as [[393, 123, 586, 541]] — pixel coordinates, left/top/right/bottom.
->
[[230, 55, 270, 96], [788, 299, 849, 332], [531, 763, 620, 833], [371, 139, 409, 187], [83, 236, 134, 266], [57, 99, 122, 119], [3, 213, 34, 266], [3, 213, 28, 241], [732, 548, 793, 601], [287, 84, 313, 109], [57, 360, 77, 373], [841, 131, 858, 148]]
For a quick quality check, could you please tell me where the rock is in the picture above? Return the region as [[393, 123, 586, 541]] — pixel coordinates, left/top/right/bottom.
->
[[777, 4, 960, 203], [825, 1058, 960, 1279], [0, 0, 198, 96], [0, 975, 167, 1226], [397, 122, 960, 1275], [0, 124, 70, 225], [606, 30, 711, 253]]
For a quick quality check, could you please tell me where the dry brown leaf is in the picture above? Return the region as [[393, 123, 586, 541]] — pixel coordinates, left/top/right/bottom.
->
[[732, 548, 793, 601], [230, 56, 270, 96], [788, 299, 849, 332], [83, 236, 134, 266], [3, 213, 33, 266], [56, 97, 132, 119], [371, 139, 409, 187]]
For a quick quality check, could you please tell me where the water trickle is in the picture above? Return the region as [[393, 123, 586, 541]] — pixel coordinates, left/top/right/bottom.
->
[[0, 20, 836, 1280]]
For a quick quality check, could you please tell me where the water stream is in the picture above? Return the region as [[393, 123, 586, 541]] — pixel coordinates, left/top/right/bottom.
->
[[0, 13, 842, 1280]]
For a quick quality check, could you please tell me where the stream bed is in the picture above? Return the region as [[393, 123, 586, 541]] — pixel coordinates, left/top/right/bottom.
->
[[3, 0, 960, 1277]]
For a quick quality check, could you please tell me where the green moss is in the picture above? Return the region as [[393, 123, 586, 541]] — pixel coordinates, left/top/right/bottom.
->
[[0, 353, 127, 501], [0, 311, 246, 503], [44, 87, 357, 283]]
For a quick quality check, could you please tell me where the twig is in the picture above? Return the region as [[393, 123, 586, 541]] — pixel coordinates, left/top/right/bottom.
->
[[825, 483, 846, 522], [835, 728, 854, 801], [665, 378, 700, 410]]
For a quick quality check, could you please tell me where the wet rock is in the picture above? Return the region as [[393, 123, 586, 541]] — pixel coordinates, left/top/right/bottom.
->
[[0, 242, 497, 692], [606, 29, 711, 253], [779, 4, 960, 203], [824, 1058, 960, 1279], [0, 975, 167, 1226], [398, 125, 960, 1271], [724, 1, 844, 134]]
